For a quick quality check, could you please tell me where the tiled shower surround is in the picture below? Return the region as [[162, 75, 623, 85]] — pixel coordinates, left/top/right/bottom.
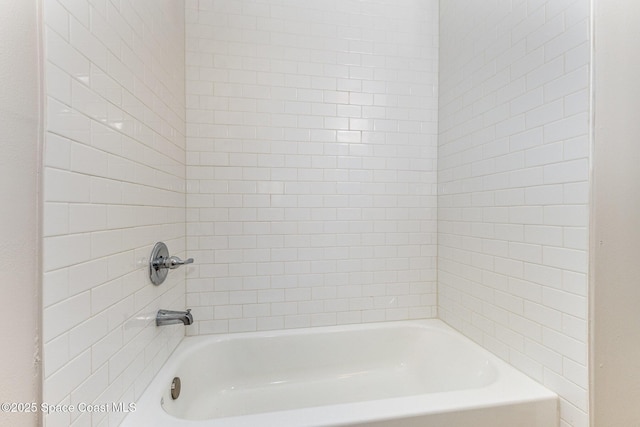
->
[[439, 1, 590, 426], [42, 1, 186, 426], [39, 0, 591, 426], [184, 0, 440, 334]]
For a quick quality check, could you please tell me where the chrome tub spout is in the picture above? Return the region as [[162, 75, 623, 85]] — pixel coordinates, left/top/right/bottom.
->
[[156, 309, 193, 326]]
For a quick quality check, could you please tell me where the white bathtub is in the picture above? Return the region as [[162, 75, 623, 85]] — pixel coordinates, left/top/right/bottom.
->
[[121, 319, 557, 427]]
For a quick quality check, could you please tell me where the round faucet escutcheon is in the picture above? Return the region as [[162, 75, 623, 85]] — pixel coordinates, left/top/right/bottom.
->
[[149, 242, 194, 285]]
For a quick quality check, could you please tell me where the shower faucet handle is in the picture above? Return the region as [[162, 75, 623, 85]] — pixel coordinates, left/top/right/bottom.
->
[[161, 256, 194, 270]]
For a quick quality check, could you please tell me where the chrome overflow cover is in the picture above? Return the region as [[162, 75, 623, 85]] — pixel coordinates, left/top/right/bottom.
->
[[149, 242, 194, 285], [171, 377, 181, 400]]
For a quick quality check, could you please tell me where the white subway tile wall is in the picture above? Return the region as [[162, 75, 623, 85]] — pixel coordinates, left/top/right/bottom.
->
[[42, 1, 186, 426], [39, 1, 594, 425], [185, 0, 439, 334], [438, 1, 589, 426]]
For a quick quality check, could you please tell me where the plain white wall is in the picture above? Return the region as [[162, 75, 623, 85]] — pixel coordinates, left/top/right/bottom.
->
[[591, 0, 640, 425], [0, 0, 41, 426]]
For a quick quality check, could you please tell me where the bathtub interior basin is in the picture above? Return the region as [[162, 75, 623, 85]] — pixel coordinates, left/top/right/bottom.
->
[[165, 322, 497, 419], [122, 319, 558, 427]]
